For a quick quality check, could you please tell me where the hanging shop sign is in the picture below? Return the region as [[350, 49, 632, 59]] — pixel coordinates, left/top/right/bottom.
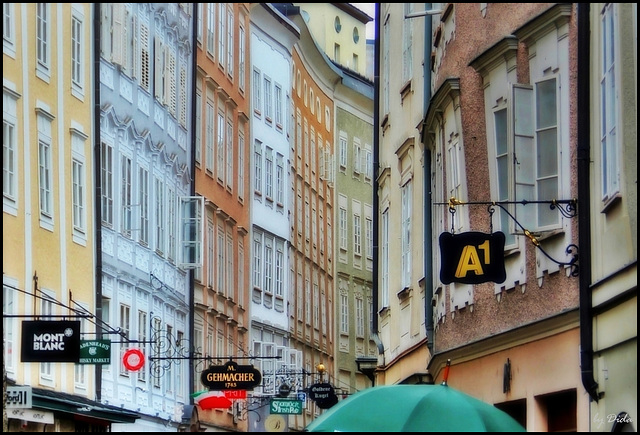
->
[[439, 231, 506, 285], [6, 386, 32, 409], [308, 382, 338, 409], [270, 398, 303, 415], [122, 348, 145, 371], [200, 361, 262, 390], [21, 320, 80, 363], [79, 339, 111, 364]]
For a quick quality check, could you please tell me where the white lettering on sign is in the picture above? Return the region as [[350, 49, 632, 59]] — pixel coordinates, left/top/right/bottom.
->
[[33, 333, 66, 351]]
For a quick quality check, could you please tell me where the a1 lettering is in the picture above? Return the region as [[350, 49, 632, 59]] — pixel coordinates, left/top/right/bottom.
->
[[455, 240, 490, 278]]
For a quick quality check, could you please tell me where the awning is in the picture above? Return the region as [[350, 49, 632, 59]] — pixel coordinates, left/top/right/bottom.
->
[[31, 387, 140, 424]]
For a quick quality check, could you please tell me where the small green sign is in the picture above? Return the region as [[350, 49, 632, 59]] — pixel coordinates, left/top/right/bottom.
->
[[270, 398, 303, 415], [78, 339, 111, 364]]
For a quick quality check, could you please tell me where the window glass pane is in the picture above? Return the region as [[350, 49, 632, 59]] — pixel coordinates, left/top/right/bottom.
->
[[536, 79, 556, 129]]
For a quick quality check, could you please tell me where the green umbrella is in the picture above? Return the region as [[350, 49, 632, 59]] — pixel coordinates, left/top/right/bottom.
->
[[305, 384, 526, 432]]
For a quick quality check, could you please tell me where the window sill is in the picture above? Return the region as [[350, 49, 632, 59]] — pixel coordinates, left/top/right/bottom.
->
[[397, 286, 411, 300], [601, 193, 621, 214]]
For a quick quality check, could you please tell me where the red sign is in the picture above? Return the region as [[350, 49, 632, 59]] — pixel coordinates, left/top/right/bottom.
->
[[122, 349, 145, 371], [224, 390, 247, 399]]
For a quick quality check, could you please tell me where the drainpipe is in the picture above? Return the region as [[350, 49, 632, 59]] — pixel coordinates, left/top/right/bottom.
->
[[422, 3, 434, 357], [93, 3, 104, 402], [188, 2, 198, 403], [577, 3, 599, 403], [372, 2, 385, 361]]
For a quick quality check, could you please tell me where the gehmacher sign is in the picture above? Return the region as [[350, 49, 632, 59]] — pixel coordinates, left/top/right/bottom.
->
[[21, 320, 80, 363], [200, 361, 262, 390]]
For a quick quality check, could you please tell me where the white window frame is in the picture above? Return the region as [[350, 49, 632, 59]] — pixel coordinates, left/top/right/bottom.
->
[[600, 3, 620, 203], [71, 6, 85, 98], [3, 89, 18, 215], [3, 3, 16, 57], [71, 149, 87, 238], [37, 112, 54, 228], [401, 181, 412, 288], [36, 3, 51, 80]]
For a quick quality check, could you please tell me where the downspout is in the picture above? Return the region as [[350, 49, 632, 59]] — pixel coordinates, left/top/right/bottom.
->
[[188, 2, 198, 403], [93, 3, 104, 402], [372, 2, 385, 360], [577, 3, 600, 402], [422, 3, 434, 357]]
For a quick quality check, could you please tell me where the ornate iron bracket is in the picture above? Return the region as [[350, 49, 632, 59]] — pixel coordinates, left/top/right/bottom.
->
[[441, 197, 579, 277]]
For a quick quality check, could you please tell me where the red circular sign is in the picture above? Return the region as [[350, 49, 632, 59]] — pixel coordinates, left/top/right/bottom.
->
[[123, 349, 145, 371]]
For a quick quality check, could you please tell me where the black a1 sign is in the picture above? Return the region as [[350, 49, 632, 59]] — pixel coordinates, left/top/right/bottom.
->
[[21, 320, 81, 362], [439, 231, 506, 285]]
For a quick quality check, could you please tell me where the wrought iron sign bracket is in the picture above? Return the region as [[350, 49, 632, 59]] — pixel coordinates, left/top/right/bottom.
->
[[441, 196, 579, 277]]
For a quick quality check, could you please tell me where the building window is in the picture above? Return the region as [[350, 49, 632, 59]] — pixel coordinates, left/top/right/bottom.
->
[[206, 3, 215, 57], [101, 143, 113, 226], [36, 3, 50, 77], [3, 279, 17, 374], [276, 155, 284, 205], [238, 129, 245, 200], [239, 25, 246, 90], [195, 92, 202, 164], [3, 91, 18, 211], [381, 208, 389, 307], [218, 3, 225, 68], [253, 230, 263, 291], [71, 156, 86, 234], [264, 76, 273, 122], [120, 155, 132, 237], [334, 16, 341, 33], [3, 3, 16, 57], [38, 119, 53, 221], [217, 111, 225, 180], [600, 3, 620, 203], [265, 148, 273, 200], [365, 215, 373, 259], [254, 141, 263, 194], [275, 240, 284, 297], [205, 101, 214, 172], [402, 3, 413, 83], [138, 167, 149, 245], [226, 7, 234, 77], [71, 9, 84, 96], [119, 303, 131, 376], [356, 295, 364, 337], [401, 181, 412, 288], [226, 119, 233, 188], [493, 107, 516, 248], [513, 79, 560, 231], [264, 235, 273, 295], [339, 205, 348, 251], [137, 310, 147, 382], [39, 289, 55, 384], [253, 68, 261, 115], [275, 84, 283, 128], [353, 27, 359, 43], [353, 140, 362, 174], [155, 177, 165, 254], [353, 212, 362, 257], [340, 292, 348, 334]]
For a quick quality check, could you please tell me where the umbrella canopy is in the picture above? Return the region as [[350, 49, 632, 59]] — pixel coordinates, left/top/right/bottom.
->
[[305, 384, 526, 432]]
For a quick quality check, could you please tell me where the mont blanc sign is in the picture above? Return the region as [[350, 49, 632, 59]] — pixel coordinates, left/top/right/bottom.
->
[[200, 361, 262, 390], [21, 320, 81, 362]]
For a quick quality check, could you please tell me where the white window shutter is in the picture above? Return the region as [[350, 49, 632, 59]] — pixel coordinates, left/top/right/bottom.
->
[[512, 84, 535, 231]]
